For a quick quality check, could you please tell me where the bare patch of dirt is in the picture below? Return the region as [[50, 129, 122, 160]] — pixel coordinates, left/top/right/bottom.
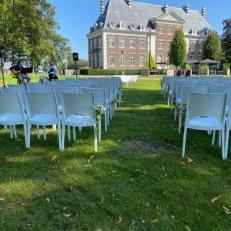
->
[[122, 137, 170, 155]]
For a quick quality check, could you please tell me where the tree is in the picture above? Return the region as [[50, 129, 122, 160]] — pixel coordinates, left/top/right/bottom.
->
[[146, 52, 156, 69], [201, 31, 221, 60], [168, 29, 186, 69], [221, 19, 231, 65]]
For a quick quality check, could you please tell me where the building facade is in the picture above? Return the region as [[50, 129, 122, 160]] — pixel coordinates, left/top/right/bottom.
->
[[86, 0, 213, 70]]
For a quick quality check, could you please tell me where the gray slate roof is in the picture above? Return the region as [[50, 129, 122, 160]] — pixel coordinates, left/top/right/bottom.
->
[[93, 0, 212, 36]]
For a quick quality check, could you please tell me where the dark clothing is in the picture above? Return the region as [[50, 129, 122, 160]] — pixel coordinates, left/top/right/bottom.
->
[[10, 64, 23, 72], [49, 74, 58, 81]]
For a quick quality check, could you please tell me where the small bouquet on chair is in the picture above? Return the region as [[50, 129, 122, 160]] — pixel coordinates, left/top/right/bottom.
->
[[93, 103, 106, 121]]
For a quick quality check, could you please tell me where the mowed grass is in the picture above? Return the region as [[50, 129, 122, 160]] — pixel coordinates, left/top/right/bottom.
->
[[0, 75, 231, 230]]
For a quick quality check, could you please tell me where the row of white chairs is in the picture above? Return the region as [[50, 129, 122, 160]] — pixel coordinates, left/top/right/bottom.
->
[[0, 92, 99, 152]]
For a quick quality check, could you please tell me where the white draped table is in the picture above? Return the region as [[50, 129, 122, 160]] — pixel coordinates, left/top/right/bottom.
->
[[113, 75, 138, 87]]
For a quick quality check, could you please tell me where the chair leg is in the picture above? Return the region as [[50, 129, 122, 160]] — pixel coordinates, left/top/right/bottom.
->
[[98, 119, 101, 142], [104, 112, 107, 132], [36, 125, 40, 139], [58, 123, 62, 150], [178, 113, 182, 134], [212, 130, 216, 146], [23, 124, 27, 147], [43, 125, 46, 140], [26, 124, 31, 148], [174, 106, 177, 121], [13, 125, 17, 138], [68, 126, 71, 141], [73, 127, 76, 141], [94, 124, 97, 152], [182, 127, 188, 157], [218, 130, 221, 147], [222, 129, 226, 160], [10, 125, 13, 139], [225, 128, 229, 160], [61, 124, 65, 151]]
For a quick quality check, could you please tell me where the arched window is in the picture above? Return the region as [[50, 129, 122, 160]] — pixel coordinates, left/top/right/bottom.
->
[[140, 24, 145, 31], [157, 55, 163, 63], [191, 28, 196, 35]]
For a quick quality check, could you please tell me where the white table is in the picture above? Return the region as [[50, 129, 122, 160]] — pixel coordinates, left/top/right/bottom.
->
[[113, 75, 138, 87]]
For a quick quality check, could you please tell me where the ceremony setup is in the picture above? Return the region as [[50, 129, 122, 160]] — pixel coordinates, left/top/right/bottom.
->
[[0, 0, 231, 230]]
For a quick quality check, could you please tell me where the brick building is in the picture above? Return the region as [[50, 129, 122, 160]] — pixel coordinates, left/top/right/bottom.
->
[[86, 0, 213, 70]]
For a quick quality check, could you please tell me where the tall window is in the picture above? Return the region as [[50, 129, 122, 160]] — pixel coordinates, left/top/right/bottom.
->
[[130, 54, 135, 66], [139, 54, 145, 66], [109, 38, 115, 47], [130, 39, 135, 48], [109, 53, 115, 66], [140, 40, 145, 48], [157, 55, 163, 63], [94, 53, 97, 67], [167, 41, 171, 50], [120, 38, 125, 48], [191, 43, 196, 51], [120, 52, 125, 66], [99, 51, 103, 67], [190, 55, 194, 60], [158, 40, 164, 49], [168, 26, 173, 35], [200, 41, 203, 50], [90, 41, 92, 49], [159, 26, 164, 34], [98, 38, 102, 48], [94, 39, 97, 48], [90, 54, 93, 67]]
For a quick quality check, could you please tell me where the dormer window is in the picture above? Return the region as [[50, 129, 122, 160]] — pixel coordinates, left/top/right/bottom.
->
[[120, 21, 125, 29], [191, 28, 196, 35], [140, 24, 145, 31]]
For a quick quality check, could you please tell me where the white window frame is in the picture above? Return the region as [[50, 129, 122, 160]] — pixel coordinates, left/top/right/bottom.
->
[[109, 53, 115, 66], [140, 39, 145, 48], [168, 26, 173, 35], [140, 24, 145, 31], [130, 54, 135, 66], [158, 40, 164, 50], [130, 39, 135, 48], [157, 54, 163, 63], [139, 54, 145, 66], [120, 52, 125, 67], [159, 26, 164, 34], [120, 21, 125, 29], [119, 38, 125, 48], [108, 38, 115, 47]]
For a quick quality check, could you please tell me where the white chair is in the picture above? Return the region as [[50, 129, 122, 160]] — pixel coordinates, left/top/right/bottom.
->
[[27, 86, 51, 92], [0, 92, 27, 146], [24, 92, 61, 150], [182, 93, 227, 160], [61, 93, 97, 152], [82, 87, 108, 139], [178, 86, 209, 133]]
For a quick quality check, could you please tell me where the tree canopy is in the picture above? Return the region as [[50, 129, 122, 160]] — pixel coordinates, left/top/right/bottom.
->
[[168, 29, 186, 68], [0, 0, 73, 70], [201, 31, 221, 61], [221, 19, 231, 65]]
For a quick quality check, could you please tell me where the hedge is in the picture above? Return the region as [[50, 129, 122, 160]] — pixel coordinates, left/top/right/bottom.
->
[[80, 69, 141, 75]]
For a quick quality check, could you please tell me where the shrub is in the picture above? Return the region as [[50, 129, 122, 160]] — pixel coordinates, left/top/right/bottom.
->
[[200, 64, 209, 70], [223, 63, 230, 70], [186, 64, 192, 70]]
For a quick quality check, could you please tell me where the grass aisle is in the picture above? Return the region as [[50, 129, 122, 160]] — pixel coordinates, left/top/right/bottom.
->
[[0, 78, 231, 230]]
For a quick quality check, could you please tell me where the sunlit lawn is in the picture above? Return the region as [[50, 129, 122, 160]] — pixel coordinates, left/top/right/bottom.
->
[[0, 74, 231, 230]]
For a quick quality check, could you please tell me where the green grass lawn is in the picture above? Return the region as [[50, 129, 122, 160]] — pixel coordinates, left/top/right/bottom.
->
[[0, 76, 231, 230]]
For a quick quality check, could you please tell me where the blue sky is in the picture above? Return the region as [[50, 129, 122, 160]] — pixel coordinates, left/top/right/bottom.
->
[[49, 0, 230, 60]]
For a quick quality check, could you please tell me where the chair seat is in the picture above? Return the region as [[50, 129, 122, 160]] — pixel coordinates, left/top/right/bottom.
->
[[29, 113, 58, 125], [64, 114, 96, 127], [0, 113, 24, 124], [187, 117, 223, 130]]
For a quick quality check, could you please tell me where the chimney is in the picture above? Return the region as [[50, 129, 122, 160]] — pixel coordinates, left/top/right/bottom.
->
[[100, 0, 105, 15], [163, 4, 168, 14], [127, 0, 131, 6], [201, 6, 206, 18], [182, 4, 190, 14]]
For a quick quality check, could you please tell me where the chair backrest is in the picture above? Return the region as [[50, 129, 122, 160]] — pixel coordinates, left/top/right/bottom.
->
[[0, 92, 24, 117], [24, 92, 59, 119], [27, 86, 51, 92], [26, 82, 44, 87], [82, 88, 106, 107], [7, 84, 25, 89], [61, 93, 95, 119], [43, 81, 59, 86], [175, 82, 197, 100], [180, 86, 209, 105], [186, 93, 227, 123], [215, 86, 231, 105], [91, 84, 110, 103], [53, 87, 78, 106], [0, 87, 26, 108]]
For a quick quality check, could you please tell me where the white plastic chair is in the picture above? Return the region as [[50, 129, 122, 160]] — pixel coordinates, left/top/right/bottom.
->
[[27, 86, 51, 92], [24, 92, 61, 150], [182, 93, 227, 160], [0, 92, 27, 146], [61, 93, 97, 152], [82, 87, 108, 139], [178, 86, 209, 133]]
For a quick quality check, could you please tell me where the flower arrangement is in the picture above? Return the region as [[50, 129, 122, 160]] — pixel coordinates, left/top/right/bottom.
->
[[179, 103, 187, 114], [93, 103, 106, 121]]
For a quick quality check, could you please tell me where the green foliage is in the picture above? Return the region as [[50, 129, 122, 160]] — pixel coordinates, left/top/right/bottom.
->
[[168, 29, 187, 68], [186, 64, 192, 70], [221, 19, 231, 64], [223, 63, 230, 70], [80, 69, 140, 75], [146, 52, 156, 69], [200, 64, 209, 70], [167, 65, 174, 70], [202, 31, 221, 60]]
